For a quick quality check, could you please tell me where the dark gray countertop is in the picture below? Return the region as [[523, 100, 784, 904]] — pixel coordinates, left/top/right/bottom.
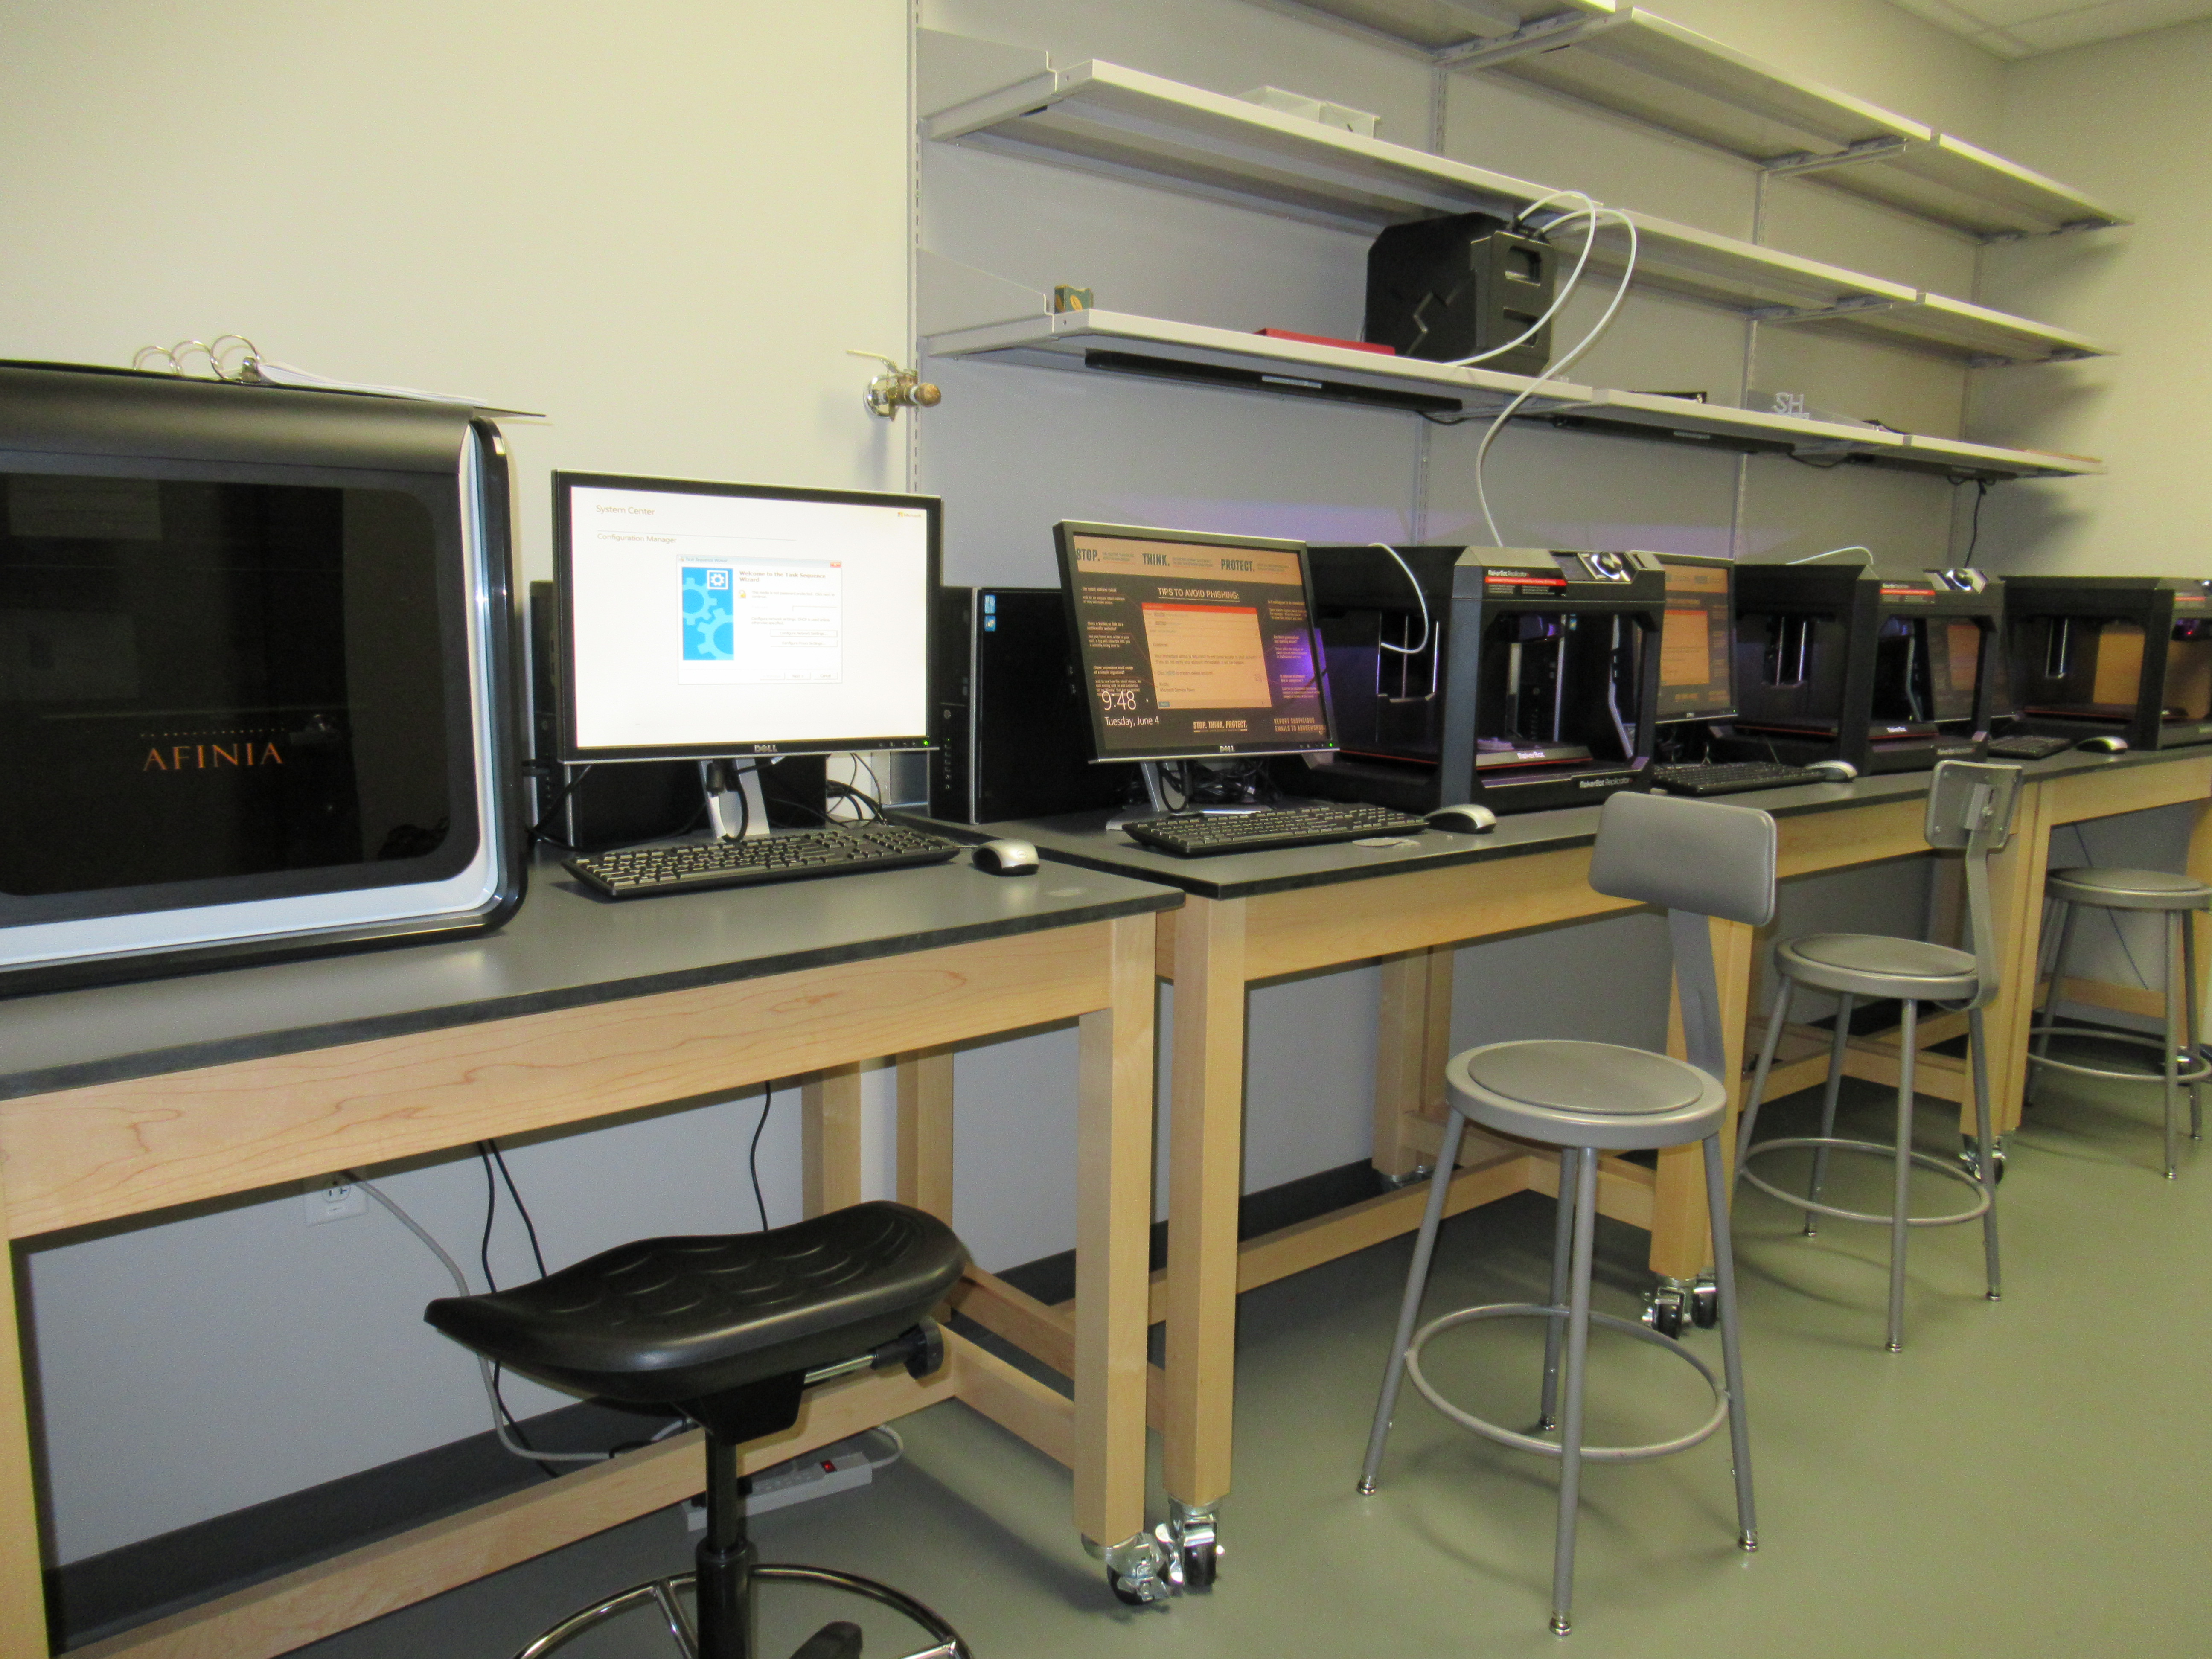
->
[[0, 850, 1181, 1099], [916, 744, 2209, 902]]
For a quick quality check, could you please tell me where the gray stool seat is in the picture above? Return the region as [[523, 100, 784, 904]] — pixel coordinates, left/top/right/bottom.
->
[[1738, 762, 2018, 1353], [1777, 933, 1977, 1002], [1362, 792, 1770, 1638], [2046, 866, 2212, 911], [1451, 1040, 1724, 1149], [2029, 867, 2208, 1177]]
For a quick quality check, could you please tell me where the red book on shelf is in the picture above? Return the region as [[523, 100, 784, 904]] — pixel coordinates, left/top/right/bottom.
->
[[1254, 328, 1397, 356]]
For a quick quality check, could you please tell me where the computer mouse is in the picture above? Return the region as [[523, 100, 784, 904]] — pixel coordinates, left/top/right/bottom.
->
[[2080, 734, 2130, 752], [971, 838, 1040, 875], [1807, 759, 1859, 781], [1426, 803, 1498, 834]]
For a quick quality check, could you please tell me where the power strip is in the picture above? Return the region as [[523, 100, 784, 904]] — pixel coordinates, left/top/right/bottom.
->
[[684, 1429, 893, 1529]]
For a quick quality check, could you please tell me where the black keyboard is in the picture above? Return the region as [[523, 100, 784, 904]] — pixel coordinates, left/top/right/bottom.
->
[[1123, 803, 1430, 857], [568, 823, 961, 898], [1648, 762, 1834, 797], [1985, 733, 2076, 760]]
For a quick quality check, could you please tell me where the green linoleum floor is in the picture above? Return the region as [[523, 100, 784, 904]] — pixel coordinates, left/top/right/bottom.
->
[[296, 1066, 2212, 1658]]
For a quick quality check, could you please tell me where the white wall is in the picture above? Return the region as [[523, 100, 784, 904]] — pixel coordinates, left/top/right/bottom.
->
[[1970, 19, 2212, 574], [2, 0, 914, 1563]]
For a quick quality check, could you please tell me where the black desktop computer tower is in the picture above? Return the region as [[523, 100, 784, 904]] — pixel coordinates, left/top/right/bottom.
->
[[526, 582, 824, 845], [1727, 565, 2004, 774], [930, 587, 1130, 824], [2002, 575, 2212, 751], [1364, 213, 1558, 375], [1302, 546, 1662, 816]]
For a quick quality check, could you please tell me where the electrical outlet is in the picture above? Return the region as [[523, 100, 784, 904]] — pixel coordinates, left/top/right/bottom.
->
[[303, 1177, 366, 1226]]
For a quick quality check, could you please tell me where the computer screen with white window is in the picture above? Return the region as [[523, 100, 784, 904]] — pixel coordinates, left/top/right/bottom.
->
[[555, 474, 937, 760], [1054, 521, 1334, 763]]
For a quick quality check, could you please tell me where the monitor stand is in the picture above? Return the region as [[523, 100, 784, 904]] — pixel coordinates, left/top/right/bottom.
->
[[701, 759, 773, 840], [1104, 761, 1277, 830]]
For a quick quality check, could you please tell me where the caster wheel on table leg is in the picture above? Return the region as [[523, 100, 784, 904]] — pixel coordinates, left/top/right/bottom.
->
[[1689, 1274, 1719, 1330], [1643, 1283, 1686, 1340], [1097, 1533, 1173, 1607], [1156, 1502, 1220, 1592], [1961, 1134, 2006, 1183]]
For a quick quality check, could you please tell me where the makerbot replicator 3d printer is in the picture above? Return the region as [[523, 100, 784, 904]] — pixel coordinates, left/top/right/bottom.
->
[[1728, 563, 2005, 774], [2002, 575, 2212, 751], [1300, 546, 1663, 816]]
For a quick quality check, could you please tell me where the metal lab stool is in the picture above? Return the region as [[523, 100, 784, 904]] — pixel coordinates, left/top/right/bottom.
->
[[1737, 760, 2018, 1353], [2028, 866, 2211, 1178], [425, 1202, 972, 1659], [1359, 790, 1774, 1637]]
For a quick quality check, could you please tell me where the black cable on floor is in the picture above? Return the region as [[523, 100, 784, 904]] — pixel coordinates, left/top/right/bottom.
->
[[749, 1090, 775, 1232]]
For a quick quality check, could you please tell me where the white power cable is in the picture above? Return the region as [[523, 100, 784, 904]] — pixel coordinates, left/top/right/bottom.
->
[[355, 1175, 610, 1464], [1787, 544, 1874, 566], [1469, 205, 1641, 546], [1369, 542, 1432, 655]]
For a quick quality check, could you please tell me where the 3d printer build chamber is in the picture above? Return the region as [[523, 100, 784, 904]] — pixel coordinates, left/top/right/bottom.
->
[[1728, 564, 2004, 775], [2002, 575, 2212, 751], [1301, 545, 1662, 815]]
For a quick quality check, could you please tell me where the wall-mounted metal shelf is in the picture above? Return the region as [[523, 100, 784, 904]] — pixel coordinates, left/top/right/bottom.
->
[[1289, 5, 2128, 237], [1272, 0, 1613, 50], [923, 307, 1596, 416], [921, 304, 2103, 482], [920, 47, 2113, 367]]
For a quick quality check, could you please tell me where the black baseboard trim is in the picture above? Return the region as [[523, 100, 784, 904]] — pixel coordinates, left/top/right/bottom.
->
[[52, 1157, 1391, 1650], [52, 1395, 680, 1651]]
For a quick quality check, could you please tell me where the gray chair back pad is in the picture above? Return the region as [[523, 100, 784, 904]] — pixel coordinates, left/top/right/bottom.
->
[[1924, 760, 2023, 1010], [1589, 791, 1778, 1084], [1588, 792, 1778, 927]]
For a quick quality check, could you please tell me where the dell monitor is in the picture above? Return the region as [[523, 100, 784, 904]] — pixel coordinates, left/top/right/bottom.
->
[[1053, 521, 1335, 768], [1653, 553, 1736, 724], [555, 473, 936, 757]]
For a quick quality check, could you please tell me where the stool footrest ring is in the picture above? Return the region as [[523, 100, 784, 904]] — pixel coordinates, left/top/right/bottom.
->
[[1403, 1302, 1732, 1464], [2026, 1024, 2212, 1086], [515, 1566, 969, 1659], [1738, 1138, 1991, 1228]]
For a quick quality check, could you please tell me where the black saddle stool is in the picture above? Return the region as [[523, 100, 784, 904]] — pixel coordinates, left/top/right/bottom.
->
[[426, 1201, 971, 1659]]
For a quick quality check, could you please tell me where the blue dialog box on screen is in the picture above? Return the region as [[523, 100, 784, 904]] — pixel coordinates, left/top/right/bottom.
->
[[681, 566, 735, 661]]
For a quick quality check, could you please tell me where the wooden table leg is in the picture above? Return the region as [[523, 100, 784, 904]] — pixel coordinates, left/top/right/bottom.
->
[[1653, 917, 1755, 1280], [1163, 894, 1247, 1518], [1373, 947, 1453, 1180], [801, 1064, 865, 1218], [896, 1049, 956, 1222], [1074, 914, 1158, 1550], [1984, 778, 2058, 1135], [0, 1188, 49, 1659]]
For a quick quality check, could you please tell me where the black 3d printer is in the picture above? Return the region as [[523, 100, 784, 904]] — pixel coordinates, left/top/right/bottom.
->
[[1728, 563, 2005, 774], [2001, 575, 2212, 751], [1302, 545, 1663, 815]]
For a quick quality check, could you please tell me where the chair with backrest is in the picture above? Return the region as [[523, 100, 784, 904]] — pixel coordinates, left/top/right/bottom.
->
[[1735, 759, 2018, 1353], [1357, 788, 1774, 1638], [425, 1201, 972, 1659]]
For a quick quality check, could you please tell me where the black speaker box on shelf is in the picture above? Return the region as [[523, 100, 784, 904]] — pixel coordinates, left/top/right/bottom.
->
[[1364, 212, 1558, 375]]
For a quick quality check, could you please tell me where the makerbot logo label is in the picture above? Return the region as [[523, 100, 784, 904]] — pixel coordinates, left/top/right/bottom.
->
[[1578, 774, 1633, 790]]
